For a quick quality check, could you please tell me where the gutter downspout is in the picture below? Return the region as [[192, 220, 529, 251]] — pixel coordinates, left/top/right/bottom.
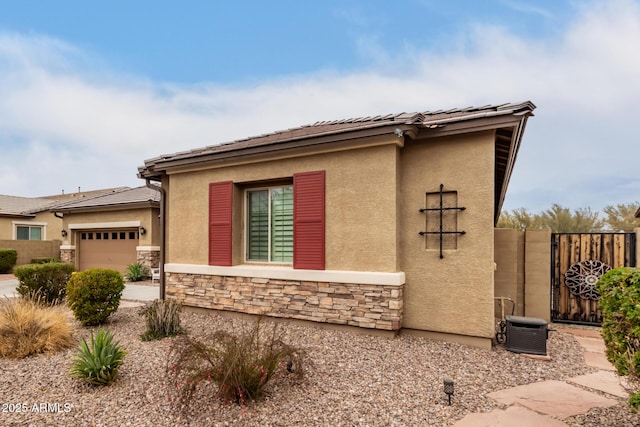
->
[[145, 179, 166, 300]]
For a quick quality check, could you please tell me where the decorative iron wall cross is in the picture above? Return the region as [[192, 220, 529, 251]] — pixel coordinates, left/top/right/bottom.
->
[[419, 183, 466, 259]]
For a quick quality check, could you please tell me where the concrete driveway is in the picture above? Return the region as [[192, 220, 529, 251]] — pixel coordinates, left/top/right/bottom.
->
[[0, 275, 159, 301]]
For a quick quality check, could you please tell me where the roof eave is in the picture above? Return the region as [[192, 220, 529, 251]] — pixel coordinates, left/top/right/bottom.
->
[[139, 122, 418, 179], [53, 200, 159, 214]]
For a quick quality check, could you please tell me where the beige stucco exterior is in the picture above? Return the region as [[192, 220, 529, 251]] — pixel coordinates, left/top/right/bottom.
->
[[58, 207, 160, 272], [0, 211, 63, 241], [399, 131, 496, 342], [161, 131, 500, 346], [140, 102, 536, 348], [165, 137, 399, 272]]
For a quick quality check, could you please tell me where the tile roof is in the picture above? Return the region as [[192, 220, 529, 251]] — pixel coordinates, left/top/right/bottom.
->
[[0, 195, 60, 217], [53, 185, 160, 212], [139, 101, 535, 177]]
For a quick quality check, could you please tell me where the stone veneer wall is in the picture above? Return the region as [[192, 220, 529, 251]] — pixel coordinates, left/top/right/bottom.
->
[[167, 272, 404, 331], [60, 247, 75, 264], [137, 249, 160, 271]]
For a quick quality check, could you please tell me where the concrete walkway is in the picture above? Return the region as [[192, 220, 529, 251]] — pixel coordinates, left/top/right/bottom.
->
[[0, 274, 158, 307], [454, 327, 627, 426]]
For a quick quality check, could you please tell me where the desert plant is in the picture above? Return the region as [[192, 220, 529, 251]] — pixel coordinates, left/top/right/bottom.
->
[[139, 298, 183, 341], [14, 262, 75, 304], [0, 248, 18, 273], [596, 267, 640, 409], [124, 262, 149, 282], [167, 317, 305, 408], [0, 296, 74, 358], [69, 329, 126, 386], [66, 269, 125, 326], [31, 257, 58, 264]]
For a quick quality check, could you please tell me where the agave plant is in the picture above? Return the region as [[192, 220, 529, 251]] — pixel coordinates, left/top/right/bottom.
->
[[124, 262, 149, 282], [69, 329, 126, 386]]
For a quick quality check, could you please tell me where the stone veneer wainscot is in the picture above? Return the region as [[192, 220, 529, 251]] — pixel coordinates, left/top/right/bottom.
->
[[165, 266, 404, 331]]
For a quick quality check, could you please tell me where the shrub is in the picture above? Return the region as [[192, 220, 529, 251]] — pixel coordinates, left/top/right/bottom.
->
[[139, 298, 183, 341], [167, 317, 305, 408], [0, 249, 18, 273], [14, 262, 76, 304], [69, 329, 126, 386], [0, 296, 74, 358], [596, 267, 640, 409], [124, 262, 149, 282], [31, 257, 58, 264], [66, 269, 125, 326]]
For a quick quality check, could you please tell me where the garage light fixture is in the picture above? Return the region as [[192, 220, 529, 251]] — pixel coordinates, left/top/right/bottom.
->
[[139, 226, 146, 236], [61, 229, 68, 238]]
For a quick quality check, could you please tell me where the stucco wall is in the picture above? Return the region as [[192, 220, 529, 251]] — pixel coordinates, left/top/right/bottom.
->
[[0, 212, 63, 241], [493, 228, 552, 322], [61, 208, 160, 247], [0, 239, 61, 265], [494, 228, 525, 316], [163, 130, 502, 345], [165, 139, 400, 272], [523, 228, 551, 321], [399, 131, 496, 342]]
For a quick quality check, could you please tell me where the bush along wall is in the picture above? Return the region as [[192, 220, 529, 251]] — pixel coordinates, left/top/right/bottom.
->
[[66, 269, 125, 326], [14, 262, 76, 304], [0, 249, 18, 273], [596, 267, 640, 409]]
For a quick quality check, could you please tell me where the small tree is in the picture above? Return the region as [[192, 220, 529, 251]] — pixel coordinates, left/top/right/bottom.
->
[[497, 208, 543, 231], [602, 202, 640, 232]]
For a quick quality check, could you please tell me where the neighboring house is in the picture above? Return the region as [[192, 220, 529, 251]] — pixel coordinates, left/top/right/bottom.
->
[[139, 101, 535, 348], [0, 195, 63, 241], [53, 186, 161, 274]]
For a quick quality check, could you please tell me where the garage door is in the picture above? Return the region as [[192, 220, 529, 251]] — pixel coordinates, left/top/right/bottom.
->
[[78, 229, 139, 274]]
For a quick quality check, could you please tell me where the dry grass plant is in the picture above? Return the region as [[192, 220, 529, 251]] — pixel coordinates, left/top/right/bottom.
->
[[167, 316, 306, 410], [0, 294, 74, 358], [139, 298, 183, 341]]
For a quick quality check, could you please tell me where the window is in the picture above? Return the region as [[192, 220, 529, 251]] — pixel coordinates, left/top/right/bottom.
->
[[16, 226, 42, 241], [208, 170, 325, 270], [246, 186, 293, 262]]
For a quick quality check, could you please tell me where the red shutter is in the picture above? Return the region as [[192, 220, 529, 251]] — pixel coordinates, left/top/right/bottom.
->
[[209, 181, 233, 266], [293, 170, 325, 270]]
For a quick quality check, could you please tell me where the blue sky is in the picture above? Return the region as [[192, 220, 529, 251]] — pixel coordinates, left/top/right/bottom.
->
[[0, 0, 639, 214]]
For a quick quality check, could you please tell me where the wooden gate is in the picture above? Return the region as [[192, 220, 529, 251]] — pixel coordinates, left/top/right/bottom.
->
[[551, 232, 636, 325]]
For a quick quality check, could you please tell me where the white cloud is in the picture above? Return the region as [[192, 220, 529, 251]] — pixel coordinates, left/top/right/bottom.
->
[[0, 0, 638, 213]]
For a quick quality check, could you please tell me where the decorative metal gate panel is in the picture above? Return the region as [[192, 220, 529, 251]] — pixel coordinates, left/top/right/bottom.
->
[[551, 232, 636, 325]]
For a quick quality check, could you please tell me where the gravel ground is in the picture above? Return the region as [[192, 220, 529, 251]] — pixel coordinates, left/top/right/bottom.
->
[[1, 306, 637, 426]]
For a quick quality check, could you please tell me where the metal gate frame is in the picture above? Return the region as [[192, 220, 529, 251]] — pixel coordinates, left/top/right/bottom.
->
[[551, 232, 636, 325]]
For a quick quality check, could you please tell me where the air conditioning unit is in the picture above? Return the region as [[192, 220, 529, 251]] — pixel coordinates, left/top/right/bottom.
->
[[505, 315, 549, 356]]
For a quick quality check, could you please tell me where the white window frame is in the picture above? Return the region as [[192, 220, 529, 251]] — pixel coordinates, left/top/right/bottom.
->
[[244, 185, 293, 264], [12, 221, 47, 240]]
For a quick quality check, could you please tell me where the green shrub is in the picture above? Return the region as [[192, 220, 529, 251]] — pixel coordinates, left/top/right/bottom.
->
[[596, 267, 640, 409], [31, 257, 58, 264], [0, 249, 18, 273], [0, 295, 74, 358], [69, 329, 126, 386], [66, 269, 125, 326], [14, 262, 76, 304], [167, 317, 305, 408], [139, 298, 183, 341], [124, 262, 149, 282]]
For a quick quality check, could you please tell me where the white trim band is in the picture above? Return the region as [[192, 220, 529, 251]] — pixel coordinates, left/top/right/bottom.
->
[[165, 263, 405, 286], [136, 246, 161, 251], [69, 221, 141, 229], [60, 245, 76, 250]]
